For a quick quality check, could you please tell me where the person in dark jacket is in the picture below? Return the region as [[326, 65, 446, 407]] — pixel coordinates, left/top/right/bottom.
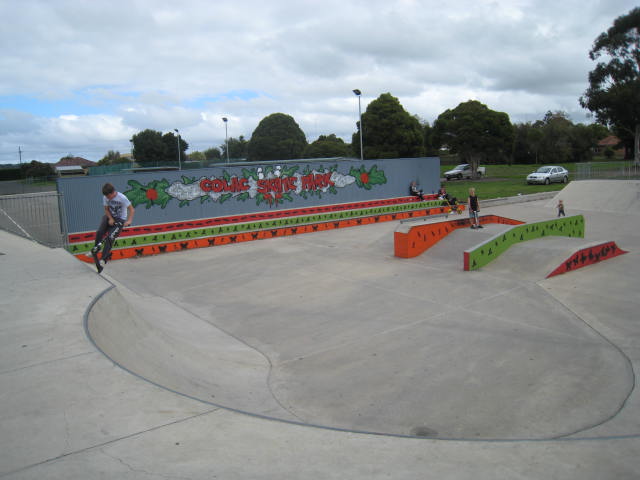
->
[[468, 187, 482, 228]]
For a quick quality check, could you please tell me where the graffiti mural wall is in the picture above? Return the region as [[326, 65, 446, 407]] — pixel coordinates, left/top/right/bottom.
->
[[59, 157, 440, 234]]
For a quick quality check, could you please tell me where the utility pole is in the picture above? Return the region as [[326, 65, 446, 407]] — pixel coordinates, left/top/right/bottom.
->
[[18, 146, 22, 165]]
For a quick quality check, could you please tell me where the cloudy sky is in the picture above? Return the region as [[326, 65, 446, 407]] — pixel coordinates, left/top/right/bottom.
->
[[0, 0, 636, 164]]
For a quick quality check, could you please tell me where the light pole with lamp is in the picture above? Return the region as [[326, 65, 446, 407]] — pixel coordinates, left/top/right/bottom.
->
[[353, 89, 363, 161], [222, 117, 229, 163], [222, 117, 229, 164], [174, 128, 182, 170]]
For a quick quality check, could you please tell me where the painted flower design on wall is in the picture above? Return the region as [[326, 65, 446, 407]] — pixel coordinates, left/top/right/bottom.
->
[[124, 164, 387, 209]]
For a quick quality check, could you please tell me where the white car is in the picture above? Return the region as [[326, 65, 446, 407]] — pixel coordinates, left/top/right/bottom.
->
[[526, 166, 569, 185], [444, 164, 486, 181]]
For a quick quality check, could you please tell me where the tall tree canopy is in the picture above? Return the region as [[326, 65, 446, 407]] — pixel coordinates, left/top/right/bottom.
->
[[131, 129, 188, 165], [247, 113, 307, 161], [433, 100, 513, 176], [580, 7, 640, 163], [353, 93, 424, 159]]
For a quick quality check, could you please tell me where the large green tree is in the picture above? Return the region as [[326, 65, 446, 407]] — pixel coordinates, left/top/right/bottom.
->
[[247, 113, 307, 161], [580, 7, 640, 164], [352, 93, 424, 159], [433, 100, 513, 177], [131, 129, 188, 165], [131, 129, 165, 165], [304, 134, 351, 158]]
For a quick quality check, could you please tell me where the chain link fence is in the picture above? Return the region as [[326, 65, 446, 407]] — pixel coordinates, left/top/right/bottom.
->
[[575, 161, 640, 180], [0, 192, 67, 248]]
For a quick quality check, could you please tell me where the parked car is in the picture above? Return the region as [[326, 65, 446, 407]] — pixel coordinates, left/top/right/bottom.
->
[[526, 166, 569, 185], [444, 164, 486, 181]]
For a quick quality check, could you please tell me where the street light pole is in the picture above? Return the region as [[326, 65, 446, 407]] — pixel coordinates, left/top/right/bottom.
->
[[222, 117, 229, 164], [174, 128, 182, 170], [353, 89, 363, 161]]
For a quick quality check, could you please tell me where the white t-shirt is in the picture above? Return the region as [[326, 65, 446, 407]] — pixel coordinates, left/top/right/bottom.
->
[[103, 192, 131, 221]]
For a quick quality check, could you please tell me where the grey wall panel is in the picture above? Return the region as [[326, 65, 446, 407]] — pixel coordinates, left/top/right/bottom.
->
[[58, 157, 440, 233]]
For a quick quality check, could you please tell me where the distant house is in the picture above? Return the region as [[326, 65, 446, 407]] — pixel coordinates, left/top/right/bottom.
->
[[54, 157, 97, 176], [596, 136, 625, 158]]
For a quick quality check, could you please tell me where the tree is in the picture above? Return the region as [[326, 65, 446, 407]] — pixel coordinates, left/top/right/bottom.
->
[[97, 150, 129, 165], [131, 129, 188, 165], [538, 111, 573, 164], [204, 147, 222, 162], [352, 93, 424, 159], [131, 129, 167, 165], [247, 114, 307, 161], [433, 100, 513, 177], [423, 122, 438, 156], [21, 160, 55, 178], [222, 135, 249, 160], [304, 134, 351, 158], [580, 7, 640, 164], [188, 151, 206, 162], [162, 132, 188, 165], [512, 123, 535, 164], [569, 123, 598, 163]]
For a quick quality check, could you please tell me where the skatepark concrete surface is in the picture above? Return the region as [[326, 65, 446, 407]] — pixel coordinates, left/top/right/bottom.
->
[[1, 180, 639, 479]]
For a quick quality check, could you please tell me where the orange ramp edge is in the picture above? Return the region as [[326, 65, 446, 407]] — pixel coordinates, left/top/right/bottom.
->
[[394, 215, 524, 259]]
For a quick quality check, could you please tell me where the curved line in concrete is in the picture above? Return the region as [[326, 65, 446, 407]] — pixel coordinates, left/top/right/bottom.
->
[[83, 281, 639, 443]]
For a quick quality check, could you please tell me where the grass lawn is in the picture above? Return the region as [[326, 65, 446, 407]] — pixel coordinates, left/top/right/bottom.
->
[[437, 179, 566, 202], [437, 164, 571, 201]]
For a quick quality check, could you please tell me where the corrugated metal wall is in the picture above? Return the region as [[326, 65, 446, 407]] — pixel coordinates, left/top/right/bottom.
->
[[58, 157, 440, 234]]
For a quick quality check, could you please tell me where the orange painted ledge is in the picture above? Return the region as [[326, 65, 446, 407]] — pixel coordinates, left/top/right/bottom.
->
[[74, 207, 454, 264], [394, 215, 524, 259]]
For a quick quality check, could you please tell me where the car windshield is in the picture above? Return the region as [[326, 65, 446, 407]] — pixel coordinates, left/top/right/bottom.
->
[[536, 167, 552, 173], [455, 165, 467, 169]]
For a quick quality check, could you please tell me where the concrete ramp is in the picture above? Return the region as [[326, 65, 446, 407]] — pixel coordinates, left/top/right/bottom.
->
[[484, 237, 598, 280], [91, 223, 634, 440], [546, 180, 640, 215], [87, 283, 298, 420]]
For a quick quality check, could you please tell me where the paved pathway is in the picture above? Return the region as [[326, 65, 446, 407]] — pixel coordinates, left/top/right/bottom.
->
[[1, 181, 639, 479]]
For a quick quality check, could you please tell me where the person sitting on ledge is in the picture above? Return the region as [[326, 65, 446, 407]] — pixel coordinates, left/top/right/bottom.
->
[[438, 186, 457, 207], [409, 181, 425, 200]]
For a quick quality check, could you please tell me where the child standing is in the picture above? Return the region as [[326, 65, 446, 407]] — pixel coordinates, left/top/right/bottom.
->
[[468, 187, 482, 228], [557, 199, 565, 217]]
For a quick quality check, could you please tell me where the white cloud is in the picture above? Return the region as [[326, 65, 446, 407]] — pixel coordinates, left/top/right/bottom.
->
[[0, 0, 637, 163]]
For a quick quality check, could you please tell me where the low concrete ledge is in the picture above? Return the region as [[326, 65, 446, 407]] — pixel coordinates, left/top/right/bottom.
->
[[481, 191, 557, 208]]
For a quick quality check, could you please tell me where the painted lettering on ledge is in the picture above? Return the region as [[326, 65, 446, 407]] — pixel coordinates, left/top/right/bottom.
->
[[124, 164, 386, 208]]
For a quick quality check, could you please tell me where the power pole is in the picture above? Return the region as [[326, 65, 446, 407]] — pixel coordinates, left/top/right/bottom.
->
[[18, 146, 22, 165]]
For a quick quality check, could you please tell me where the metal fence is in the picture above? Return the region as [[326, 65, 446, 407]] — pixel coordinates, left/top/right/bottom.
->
[[0, 178, 57, 195], [0, 192, 67, 248], [575, 161, 640, 180]]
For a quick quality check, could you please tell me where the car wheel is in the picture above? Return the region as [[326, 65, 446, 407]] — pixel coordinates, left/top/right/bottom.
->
[[544, 178, 550, 185], [562, 176, 568, 183], [477, 172, 482, 177], [457, 173, 462, 180]]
